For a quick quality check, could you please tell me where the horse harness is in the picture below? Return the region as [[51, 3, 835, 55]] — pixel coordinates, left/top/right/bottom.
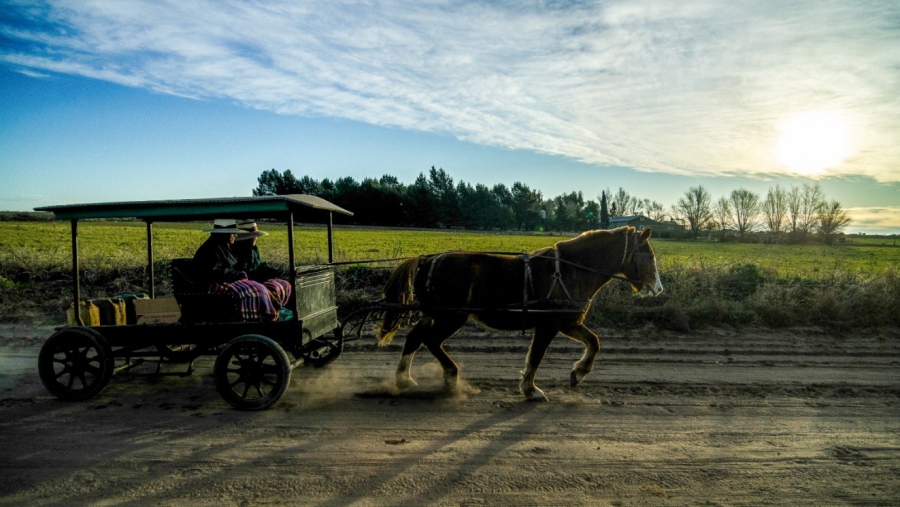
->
[[419, 230, 652, 311]]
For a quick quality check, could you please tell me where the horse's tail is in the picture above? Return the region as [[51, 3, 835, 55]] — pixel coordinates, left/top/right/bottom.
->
[[377, 257, 420, 346]]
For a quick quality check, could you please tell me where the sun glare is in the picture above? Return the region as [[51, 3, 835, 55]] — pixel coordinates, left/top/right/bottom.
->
[[773, 111, 854, 175]]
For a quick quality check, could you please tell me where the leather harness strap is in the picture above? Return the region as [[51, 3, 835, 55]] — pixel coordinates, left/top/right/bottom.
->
[[421, 230, 646, 302], [544, 248, 574, 301], [424, 252, 448, 293]]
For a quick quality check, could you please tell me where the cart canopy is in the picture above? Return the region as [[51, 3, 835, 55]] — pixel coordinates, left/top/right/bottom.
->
[[35, 194, 353, 221]]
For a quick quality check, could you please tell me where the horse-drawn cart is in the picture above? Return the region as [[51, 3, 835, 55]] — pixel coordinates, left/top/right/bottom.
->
[[34, 195, 353, 410]]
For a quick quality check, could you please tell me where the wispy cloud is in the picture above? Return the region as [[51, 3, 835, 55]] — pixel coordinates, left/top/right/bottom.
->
[[846, 206, 900, 234], [3, 0, 898, 181]]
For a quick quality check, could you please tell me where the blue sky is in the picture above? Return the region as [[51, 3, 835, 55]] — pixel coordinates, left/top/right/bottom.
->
[[1, 0, 899, 234]]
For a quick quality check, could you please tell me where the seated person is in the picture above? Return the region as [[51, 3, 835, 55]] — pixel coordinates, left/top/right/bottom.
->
[[234, 220, 292, 309], [192, 219, 290, 321]]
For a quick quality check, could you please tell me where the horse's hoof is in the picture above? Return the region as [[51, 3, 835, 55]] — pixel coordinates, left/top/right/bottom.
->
[[570, 370, 589, 388], [524, 389, 549, 402], [396, 377, 419, 390]]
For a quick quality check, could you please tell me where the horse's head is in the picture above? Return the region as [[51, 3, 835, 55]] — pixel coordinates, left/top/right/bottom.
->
[[622, 227, 663, 297]]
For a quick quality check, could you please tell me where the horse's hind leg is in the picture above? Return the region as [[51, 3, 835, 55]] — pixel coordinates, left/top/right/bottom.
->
[[562, 324, 600, 388], [396, 317, 432, 389], [420, 313, 468, 390], [520, 326, 559, 402]]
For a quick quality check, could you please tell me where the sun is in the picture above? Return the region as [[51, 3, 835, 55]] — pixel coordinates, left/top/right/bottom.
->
[[773, 111, 854, 175]]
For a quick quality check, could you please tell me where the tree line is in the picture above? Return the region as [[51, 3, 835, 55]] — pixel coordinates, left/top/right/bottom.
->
[[253, 167, 665, 233], [676, 182, 851, 244], [254, 168, 851, 242]]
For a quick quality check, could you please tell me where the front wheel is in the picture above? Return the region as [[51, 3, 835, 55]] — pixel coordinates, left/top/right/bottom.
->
[[214, 334, 291, 411], [300, 335, 342, 368], [39, 328, 113, 401]]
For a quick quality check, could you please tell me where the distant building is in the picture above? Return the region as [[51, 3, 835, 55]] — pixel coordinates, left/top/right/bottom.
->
[[608, 215, 685, 234]]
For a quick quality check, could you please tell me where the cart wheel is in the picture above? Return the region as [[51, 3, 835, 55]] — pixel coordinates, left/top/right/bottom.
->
[[39, 328, 114, 401], [214, 334, 291, 411], [302, 336, 342, 368]]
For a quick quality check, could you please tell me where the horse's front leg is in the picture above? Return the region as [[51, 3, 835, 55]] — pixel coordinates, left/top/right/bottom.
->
[[421, 313, 468, 390], [520, 327, 558, 402], [562, 324, 600, 388]]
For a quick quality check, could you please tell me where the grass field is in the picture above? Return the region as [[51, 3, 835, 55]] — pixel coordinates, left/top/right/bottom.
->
[[2, 220, 898, 277], [1, 220, 898, 329]]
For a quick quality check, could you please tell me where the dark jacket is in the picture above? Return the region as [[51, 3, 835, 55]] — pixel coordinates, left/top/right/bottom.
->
[[193, 235, 246, 283], [234, 243, 281, 282]]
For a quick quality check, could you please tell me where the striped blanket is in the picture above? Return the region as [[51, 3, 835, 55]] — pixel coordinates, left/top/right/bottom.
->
[[210, 278, 292, 321]]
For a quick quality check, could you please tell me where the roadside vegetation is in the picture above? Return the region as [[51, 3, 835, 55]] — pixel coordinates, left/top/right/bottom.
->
[[1, 220, 897, 331]]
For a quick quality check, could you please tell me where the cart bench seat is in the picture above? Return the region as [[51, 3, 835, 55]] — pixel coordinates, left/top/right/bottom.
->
[[170, 258, 242, 323]]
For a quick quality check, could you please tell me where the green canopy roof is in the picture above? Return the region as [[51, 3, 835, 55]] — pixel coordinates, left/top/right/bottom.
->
[[35, 194, 354, 221]]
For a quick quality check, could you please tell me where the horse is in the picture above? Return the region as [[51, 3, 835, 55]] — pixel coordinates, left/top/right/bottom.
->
[[377, 226, 663, 402]]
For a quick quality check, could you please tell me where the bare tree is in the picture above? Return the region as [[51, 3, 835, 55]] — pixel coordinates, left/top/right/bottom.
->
[[763, 184, 788, 236], [818, 199, 851, 245], [787, 183, 824, 239], [729, 188, 760, 239], [675, 185, 713, 239], [712, 197, 732, 242], [609, 187, 642, 217], [644, 199, 667, 221]]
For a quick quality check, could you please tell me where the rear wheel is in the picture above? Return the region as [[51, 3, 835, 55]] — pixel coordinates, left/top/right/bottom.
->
[[39, 328, 113, 401], [214, 334, 291, 411]]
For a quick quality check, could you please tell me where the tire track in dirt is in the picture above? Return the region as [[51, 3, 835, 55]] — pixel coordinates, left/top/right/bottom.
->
[[1, 326, 898, 506]]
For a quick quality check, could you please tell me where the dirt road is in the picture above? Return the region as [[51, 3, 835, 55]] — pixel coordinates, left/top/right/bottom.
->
[[1, 324, 898, 506]]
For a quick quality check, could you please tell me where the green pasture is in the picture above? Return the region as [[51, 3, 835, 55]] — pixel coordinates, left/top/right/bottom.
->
[[1, 220, 897, 279], [2, 220, 898, 328]]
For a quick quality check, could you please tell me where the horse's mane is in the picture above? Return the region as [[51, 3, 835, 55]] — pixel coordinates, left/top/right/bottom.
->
[[554, 226, 634, 251]]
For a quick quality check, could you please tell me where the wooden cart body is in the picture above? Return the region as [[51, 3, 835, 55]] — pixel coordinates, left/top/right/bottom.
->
[[34, 195, 353, 410]]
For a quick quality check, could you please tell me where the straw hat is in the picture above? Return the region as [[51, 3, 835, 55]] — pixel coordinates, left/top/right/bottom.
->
[[203, 219, 246, 234], [235, 220, 269, 240]]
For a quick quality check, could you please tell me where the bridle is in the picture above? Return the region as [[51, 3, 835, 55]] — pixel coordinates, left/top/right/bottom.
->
[[546, 230, 652, 288]]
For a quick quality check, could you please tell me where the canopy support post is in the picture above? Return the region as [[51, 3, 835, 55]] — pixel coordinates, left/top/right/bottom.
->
[[287, 212, 297, 315], [71, 219, 83, 326], [327, 211, 334, 263], [146, 220, 155, 299]]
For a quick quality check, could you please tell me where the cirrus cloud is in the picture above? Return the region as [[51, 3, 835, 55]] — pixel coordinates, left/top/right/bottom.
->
[[3, 0, 899, 181]]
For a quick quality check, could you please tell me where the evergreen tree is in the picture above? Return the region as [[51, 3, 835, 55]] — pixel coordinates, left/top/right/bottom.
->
[[404, 173, 436, 227], [510, 182, 543, 230], [600, 191, 609, 229], [428, 166, 459, 227]]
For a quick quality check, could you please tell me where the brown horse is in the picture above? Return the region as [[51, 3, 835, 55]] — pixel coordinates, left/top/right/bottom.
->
[[377, 226, 663, 401]]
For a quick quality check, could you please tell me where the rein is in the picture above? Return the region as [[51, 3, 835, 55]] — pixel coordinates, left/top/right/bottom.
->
[[460, 238, 645, 286], [419, 232, 647, 308], [327, 252, 643, 285]]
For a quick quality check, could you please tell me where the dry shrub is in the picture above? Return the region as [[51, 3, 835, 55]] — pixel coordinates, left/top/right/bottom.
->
[[3, 246, 899, 329], [589, 261, 899, 330]]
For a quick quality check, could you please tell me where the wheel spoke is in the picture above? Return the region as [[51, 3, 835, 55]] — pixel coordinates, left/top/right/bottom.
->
[[260, 363, 281, 374], [241, 383, 251, 398], [66, 372, 76, 389]]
